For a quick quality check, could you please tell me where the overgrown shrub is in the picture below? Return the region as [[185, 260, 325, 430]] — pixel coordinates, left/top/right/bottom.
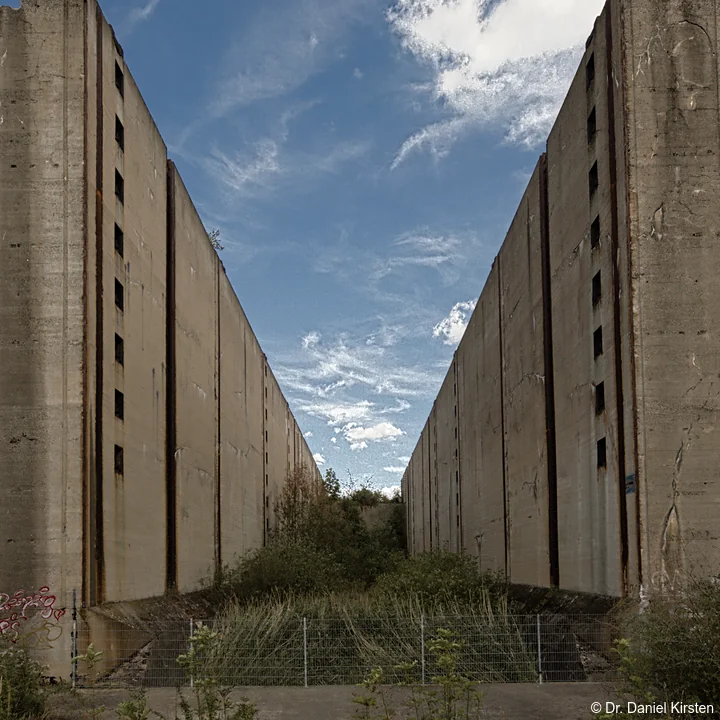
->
[[226, 541, 350, 599], [619, 578, 720, 705], [373, 551, 505, 606], [0, 637, 46, 719]]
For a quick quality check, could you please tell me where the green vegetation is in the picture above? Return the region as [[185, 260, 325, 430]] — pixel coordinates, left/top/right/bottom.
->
[[595, 577, 720, 718], [199, 466, 534, 686], [352, 629, 485, 720], [0, 636, 46, 720]]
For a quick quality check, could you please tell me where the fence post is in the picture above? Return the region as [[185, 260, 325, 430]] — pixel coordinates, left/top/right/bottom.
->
[[303, 617, 308, 688], [420, 613, 426, 685], [536, 614, 543, 685], [71, 589, 78, 689], [189, 619, 194, 689]]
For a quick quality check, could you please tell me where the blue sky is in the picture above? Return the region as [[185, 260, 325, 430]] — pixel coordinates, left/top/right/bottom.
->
[[102, 0, 605, 494]]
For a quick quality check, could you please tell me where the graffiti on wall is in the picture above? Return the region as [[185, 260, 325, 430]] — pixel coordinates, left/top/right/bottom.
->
[[0, 587, 66, 647]]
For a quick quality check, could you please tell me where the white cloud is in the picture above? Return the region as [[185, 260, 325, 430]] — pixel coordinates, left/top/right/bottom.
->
[[354, 68, 364, 80], [350, 441, 368, 452], [313, 453, 326, 465], [398, 456, 411, 464], [305, 431, 314, 438], [380, 485, 401, 498], [129, 0, 160, 24], [331, 437, 337, 444], [383, 466, 407, 473], [344, 422, 404, 443], [433, 300, 477, 345], [387, 0, 605, 165]]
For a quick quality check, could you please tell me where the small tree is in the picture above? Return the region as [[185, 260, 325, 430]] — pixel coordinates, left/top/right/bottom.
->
[[176, 623, 256, 720]]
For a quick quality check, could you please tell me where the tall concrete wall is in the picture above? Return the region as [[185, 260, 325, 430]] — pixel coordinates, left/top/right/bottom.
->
[[0, 0, 318, 675], [403, 0, 720, 599], [620, 0, 720, 592], [0, 0, 86, 670]]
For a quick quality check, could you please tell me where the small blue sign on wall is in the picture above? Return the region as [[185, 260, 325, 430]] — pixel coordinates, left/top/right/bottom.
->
[[625, 474, 636, 494]]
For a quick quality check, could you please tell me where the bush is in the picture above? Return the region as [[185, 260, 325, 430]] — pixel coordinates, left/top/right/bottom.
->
[[227, 541, 349, 599], [0, 637, 46, 719], [619, 578, 720, 706], [373, 551, 504, 606]]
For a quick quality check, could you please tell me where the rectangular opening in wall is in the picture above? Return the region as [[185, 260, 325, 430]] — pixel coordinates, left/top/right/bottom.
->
[[586, 53, 595, 89], [587, 107, 597, 144], [115, 278, 125, 312], [594, 326, 603, 358], [115, 170, 124, 204], [115, 116, 124, 151], [595, 382, 605, 414], [588, 161, 599, 198], [115, 61, 124, 97], [115, 389, 124, 420], [114, 445, 124, 476], [115, 278, 124, 312], [591, 216, 601, 248], [597, 437, 607, 468], [114, 223, 124, 257], [115, 334, 124, 366], [592, 270, 602, 306]]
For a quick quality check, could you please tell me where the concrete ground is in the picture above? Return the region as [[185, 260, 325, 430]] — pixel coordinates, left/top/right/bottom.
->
[[54, 683, 613, 720]]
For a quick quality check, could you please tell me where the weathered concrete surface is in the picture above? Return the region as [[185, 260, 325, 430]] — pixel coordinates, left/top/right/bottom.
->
[[620, 0, 720, 594], [103, 27, 168, 605], [457, 264, 506, 575], [0, 0, 86, 673], [547, 16, 623, 598], [54, 684, 614, 720], [402, 0, 720, 600], [172, 168, 219, 594], [0, 0, 318, 678], [498, 164, 550, 589]]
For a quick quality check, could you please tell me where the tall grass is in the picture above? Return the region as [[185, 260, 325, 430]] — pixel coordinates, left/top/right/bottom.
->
[[199, 592, 537, 687]]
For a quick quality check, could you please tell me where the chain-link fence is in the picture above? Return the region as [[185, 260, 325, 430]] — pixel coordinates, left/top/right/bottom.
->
[[72, 614, 617, 688]]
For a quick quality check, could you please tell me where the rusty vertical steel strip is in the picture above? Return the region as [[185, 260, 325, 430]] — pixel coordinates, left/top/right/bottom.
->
[[605, 4, 630, 596], [539, 153, 560, 589], [81, 0, 90, 609], [215, 260, 222, 576], [165, 161, 178, 592], [92, 2, 105, 606]]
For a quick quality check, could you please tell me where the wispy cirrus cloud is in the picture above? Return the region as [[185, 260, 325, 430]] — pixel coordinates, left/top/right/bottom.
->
[[212, 0, 382, 118], [128, 0, 160, 26], [371, 230, 483, 286], [205, 106, 370, 202], [387, 0, 605, 166]]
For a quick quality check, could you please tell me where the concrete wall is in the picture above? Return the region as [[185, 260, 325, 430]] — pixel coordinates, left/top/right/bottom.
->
[[0, 0, 86, 670], [0, 0, 318, 675], [402, 0, 720, 598], [620, 0, 720, 592]]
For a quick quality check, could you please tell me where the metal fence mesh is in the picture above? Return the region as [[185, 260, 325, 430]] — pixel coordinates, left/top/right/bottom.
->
[[71, 614, 616, 688]]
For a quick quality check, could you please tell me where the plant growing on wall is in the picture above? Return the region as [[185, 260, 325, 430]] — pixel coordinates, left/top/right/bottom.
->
[[208, 229, 224, 252]]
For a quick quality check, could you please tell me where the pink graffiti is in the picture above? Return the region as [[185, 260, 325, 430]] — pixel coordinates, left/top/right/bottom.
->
[[0, 587, 66, 642]]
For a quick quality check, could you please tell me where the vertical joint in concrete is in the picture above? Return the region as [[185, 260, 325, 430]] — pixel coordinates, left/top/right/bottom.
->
[[91, 2, 105, 607], [165, 161, 178, 592], [605, 4, 630, 596], [539, 153, 560, 589]]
